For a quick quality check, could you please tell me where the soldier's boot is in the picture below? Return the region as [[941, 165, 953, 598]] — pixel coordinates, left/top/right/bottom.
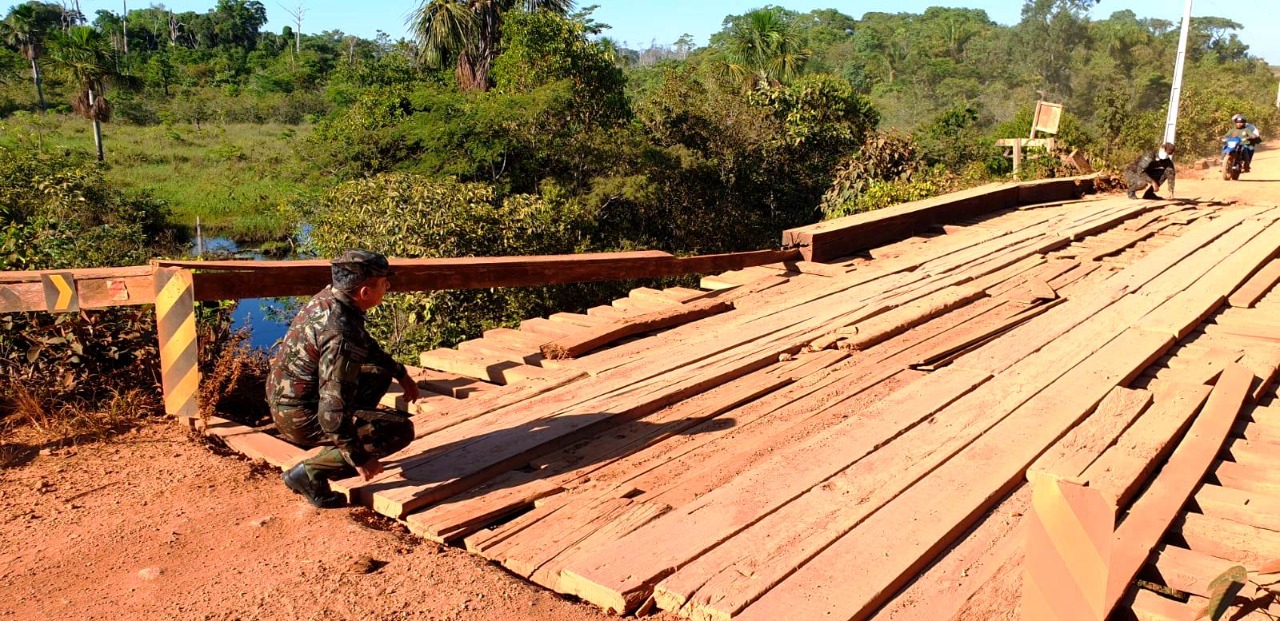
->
[[1142, 187, 1160, 200], [283, 463, 347, 509], [1126, 189, 1138, 200]]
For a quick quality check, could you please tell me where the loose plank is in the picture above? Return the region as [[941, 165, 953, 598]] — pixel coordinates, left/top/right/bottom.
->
[[1104, 364, 1255, 616], [540, 299, 733, 360]]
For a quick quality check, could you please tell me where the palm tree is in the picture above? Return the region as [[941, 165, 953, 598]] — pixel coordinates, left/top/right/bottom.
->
[[2, 4, 49, 112], [719, 8, 810, 91], [48, 27, 115, 162], [411, 0, 574, 92]]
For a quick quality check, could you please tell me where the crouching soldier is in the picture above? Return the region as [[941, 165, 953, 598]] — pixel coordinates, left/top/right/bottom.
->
[[1124, 142, 1177, 200], [267, 250, 419, 508]]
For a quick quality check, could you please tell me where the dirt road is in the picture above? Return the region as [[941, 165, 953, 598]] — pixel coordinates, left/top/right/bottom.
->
[[1176, 145, 1280, 204], [0, 422, 623, 621]]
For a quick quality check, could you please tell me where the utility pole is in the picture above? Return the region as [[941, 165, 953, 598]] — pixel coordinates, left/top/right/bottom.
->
[[122, 1, 128, 56], [1163, 0, 1194, 145]]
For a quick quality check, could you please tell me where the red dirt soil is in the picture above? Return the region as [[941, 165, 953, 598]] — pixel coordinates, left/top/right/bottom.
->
[[0, 421, 630, 621]]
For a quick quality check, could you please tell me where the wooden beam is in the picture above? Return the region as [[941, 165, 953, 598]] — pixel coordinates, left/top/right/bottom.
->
[[1104, 364, 1254, 616], [782, 183, 1024, 263], [1228, 258, 1280, 308], [164, 249, 801, 301], [0, 265, 156, 313], [541, 299, 733, 360]]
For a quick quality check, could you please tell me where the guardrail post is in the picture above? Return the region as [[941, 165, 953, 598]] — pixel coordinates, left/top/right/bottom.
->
[[1023, 473, 1115, 621], [154, 267, 200, 427]]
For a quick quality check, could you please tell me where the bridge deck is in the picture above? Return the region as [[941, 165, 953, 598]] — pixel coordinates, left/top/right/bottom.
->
[[213, 191, 1280, 620]]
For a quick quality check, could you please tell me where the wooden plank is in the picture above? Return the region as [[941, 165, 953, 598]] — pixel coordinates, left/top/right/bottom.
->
[[924, 384, 1211, 621], [541, 299, 733, 360], [178, 249, 804, 301], [482, 327, 556, 349], [397, 368, 586, 439], [1104, 364, 1255, 616], [519, 317, 586, 339], [758, 260, 847, 278], [546, 312, 606, 328], [1228, 259, 1280, 308], [558, 365, 993, 614], [782, 182, 1059, 262], [627, 287, 683, 307], [730, 328, 1174, 621], [417, 348, 549, 385], [201, 416, 313, 469], [404, 368, 796, 543], [1177, 512, 1280, 566], [1193, 483, 1280, 531], [456, 338, 543, 366], [1027, 386, 1153, 480], [1079, 383, 1214, 506], [0, 266, 156, 313], [872, 486, 1031, 621], [1083, 230, 1157, 262], [1213, 459, 1280, 495], [834, 286, 986, 351], [1127, 588, 1203, 621], [654, 299, 1169, 620], [908, 300, 1059, 370], [404, 366, 496, 400]]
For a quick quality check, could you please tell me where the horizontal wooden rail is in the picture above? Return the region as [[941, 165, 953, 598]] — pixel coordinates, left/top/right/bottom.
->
[[783, 175, 1099, 262], [0, 265, 157, 313], [161, 249, 801, 302], [0, 248, 801, 312]]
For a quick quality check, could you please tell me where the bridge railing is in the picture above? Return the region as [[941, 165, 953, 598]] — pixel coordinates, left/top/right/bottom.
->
[[0, 248, 801, 425]]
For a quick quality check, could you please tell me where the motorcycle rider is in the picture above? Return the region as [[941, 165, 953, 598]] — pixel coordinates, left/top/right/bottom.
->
[[1224, 113, 1263, 172]]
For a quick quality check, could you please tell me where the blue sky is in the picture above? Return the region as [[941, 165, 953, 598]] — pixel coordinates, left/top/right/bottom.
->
[[72, 1, 1278, 63]]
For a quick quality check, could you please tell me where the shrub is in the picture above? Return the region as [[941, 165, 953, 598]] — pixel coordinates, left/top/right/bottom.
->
[[303, 173, 612, 355], [0, 149, 182, 440]]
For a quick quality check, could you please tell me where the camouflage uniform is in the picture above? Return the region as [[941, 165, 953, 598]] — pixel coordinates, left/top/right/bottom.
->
[[1124, 148, 1176, 199], [268, 255, 415, 488]]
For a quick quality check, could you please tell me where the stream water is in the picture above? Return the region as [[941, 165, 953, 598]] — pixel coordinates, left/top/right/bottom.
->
[[191, 236, 295, 351]]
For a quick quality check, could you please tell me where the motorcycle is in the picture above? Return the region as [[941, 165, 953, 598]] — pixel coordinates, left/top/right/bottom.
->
[[1222, 135, 1247, 181]]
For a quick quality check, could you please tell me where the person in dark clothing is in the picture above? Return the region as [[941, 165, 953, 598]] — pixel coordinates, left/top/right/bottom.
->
[[1124, 142, 1176, 200], [1224, 114, 1263, 172], [267, 250, 420, 508]]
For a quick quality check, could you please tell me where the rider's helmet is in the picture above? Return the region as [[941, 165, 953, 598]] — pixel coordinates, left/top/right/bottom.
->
[[1233, 114, 1248, 124]]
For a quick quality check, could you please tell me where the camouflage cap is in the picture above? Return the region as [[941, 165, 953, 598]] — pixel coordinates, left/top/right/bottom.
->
[[331, 249, 394, 290]]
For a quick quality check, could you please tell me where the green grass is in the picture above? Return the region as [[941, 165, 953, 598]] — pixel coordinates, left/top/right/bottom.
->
[[0, 113, 318, 241]]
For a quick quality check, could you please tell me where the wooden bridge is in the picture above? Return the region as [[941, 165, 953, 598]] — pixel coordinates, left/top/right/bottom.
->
[[6, 171, 1280, 620]]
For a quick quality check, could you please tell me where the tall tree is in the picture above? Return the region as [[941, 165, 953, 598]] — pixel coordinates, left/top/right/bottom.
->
[[411, 0, 574, 92], [1, 3, 60, 112], [48, 26, 116, 161], [716, 7, 810, 90]]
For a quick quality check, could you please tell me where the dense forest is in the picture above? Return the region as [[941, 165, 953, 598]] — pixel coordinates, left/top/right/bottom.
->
[[2, 0, 1279, 425]]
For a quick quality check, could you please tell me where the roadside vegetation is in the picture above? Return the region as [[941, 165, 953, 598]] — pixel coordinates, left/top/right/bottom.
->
[[2, 0, 1278, 442]]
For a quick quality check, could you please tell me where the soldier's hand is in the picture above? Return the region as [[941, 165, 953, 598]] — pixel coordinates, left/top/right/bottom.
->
[[356, 458, 384, 481], [397, 374, 421, 404]]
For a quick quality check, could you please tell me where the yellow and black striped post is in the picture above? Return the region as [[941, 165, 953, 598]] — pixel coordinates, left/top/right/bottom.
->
[[1023, 474, 1115, 621], [154, 267, 200, 426]]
